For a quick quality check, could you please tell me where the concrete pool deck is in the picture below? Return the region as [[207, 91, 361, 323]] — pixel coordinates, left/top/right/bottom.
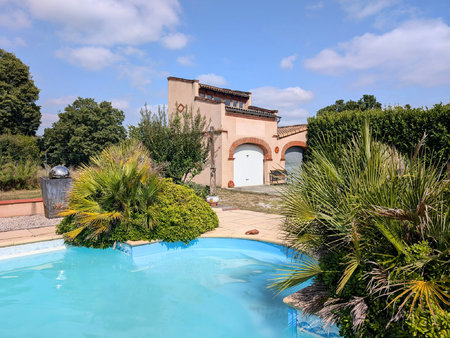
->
[[0, 208, 285, 248]]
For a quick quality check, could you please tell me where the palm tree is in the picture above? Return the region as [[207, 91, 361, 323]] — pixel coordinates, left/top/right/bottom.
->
[[60, 140, 161, 246], [271, 122, 449, 336]]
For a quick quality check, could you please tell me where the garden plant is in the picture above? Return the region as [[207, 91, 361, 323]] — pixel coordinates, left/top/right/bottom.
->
[[0, 134, 40, 190], [272, 122, 449, 337], [57, 140, 218, 248], [129, 104, 210, 184]]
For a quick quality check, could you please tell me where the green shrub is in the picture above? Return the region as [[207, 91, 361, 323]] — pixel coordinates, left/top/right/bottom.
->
[[148, 179, 218, 243], [56, 141, 218, 248], [272, 122, 449, 336], [307, 104, 450, 164], [407, 308, 450, 337], [183, 181, 210, 199], [0, 134, 39, 162], [0, 159, 39, 190]]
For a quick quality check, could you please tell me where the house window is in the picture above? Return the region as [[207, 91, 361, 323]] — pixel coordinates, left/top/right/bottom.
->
[[239, 102, 243, 108], [233, 100, 237, 107], [199, 93, 205, 98], [224, 99, 230, 106], [214, 97, 221, 102], [207, 95, 212, 99]]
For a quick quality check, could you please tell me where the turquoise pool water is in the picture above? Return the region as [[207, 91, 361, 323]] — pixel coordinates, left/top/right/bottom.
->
[[0, 238, 336, 337]]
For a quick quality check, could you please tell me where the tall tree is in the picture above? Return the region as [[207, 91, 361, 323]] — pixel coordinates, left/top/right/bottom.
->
[[0, 49, 41, 136], [129, 105, 210, 183], [317, 94, 381, 115], [43, 97, 126, 167]]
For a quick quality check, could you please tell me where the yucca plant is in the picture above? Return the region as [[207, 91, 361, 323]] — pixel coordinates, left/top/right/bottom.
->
[[271, 122, 449, 336], [59, 140, 161, 247]]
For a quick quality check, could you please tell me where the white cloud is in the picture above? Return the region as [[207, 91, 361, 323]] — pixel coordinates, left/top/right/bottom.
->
[[177, 55, 195, 66], [280, 54, 297, 70], [55, 46, 121, 71], [118, 64, 154, 88], [44, 95, 77, 106], [120, 46, 146, 58], [161, 33, 188, 50], [197, 73, 227, 86], [304, 19, 450, 87], [306, 1, 324, 11], [339, 0, 399, 20], [38, 113, 60, 133], [0, 9, 31, 29], [250, 86, 314, 123], [17, 0, 185, 47], [110, 98, 130, 110], [0, 36, 26, 47], [251, 86, 314, 109]]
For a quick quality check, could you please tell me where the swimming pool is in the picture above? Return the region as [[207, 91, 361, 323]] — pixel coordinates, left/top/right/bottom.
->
[[0, 238, 338, 337]]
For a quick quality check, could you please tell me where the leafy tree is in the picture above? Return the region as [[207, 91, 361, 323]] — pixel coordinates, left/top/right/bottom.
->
[[0, 49, 41, 135], [272, 123, 449, 336], [43, 97, 126, 167], [317, 94, 381, 115], [129, 105, 209, 183]]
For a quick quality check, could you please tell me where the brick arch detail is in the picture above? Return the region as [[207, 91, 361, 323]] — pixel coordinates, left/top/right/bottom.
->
[[280, 141, 307, 161], [228, 137, 273, 161]]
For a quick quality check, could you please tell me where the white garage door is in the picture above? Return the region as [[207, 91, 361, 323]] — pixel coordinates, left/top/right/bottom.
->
[[233, 144, 264, 187]]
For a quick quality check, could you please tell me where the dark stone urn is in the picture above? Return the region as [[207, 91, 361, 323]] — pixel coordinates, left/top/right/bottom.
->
[[40, 166, 73, 218]]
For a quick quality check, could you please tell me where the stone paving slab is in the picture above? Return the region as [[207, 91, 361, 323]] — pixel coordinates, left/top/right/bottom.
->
[[0, 208, 285, 248], [0, 227, 62, 247]]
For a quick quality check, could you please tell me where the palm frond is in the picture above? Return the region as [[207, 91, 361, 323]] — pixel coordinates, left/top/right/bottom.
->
[[64, 225, 87, 240], [388, 279, 450, 320], [269, 256, 322, 294]]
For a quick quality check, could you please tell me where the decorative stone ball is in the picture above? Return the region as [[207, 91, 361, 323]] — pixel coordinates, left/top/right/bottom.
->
[[228, 180, 235, 188], [49, 165, 70, 179]]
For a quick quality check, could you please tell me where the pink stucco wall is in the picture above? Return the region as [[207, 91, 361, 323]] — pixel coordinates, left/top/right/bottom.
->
[[168, 77, 307, 187], [0, 198, 44, 217]]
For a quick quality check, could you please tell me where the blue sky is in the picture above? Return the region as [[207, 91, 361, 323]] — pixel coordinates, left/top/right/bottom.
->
[[1, 0, 449, 134]]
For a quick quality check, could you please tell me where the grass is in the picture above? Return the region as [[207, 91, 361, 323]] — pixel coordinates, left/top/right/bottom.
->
[[0, 189, 42, 201], [217, 188, 283, 214]]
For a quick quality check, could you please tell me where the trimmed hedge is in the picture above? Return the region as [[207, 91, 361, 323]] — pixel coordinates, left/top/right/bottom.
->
[[307, 104, 449, 163]]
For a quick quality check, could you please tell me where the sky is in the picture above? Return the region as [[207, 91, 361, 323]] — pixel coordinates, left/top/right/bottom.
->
[[1, 0, 449, 134]]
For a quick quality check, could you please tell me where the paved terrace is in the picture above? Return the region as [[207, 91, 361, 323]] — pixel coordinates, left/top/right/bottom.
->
[[0, 209, 285, 248]]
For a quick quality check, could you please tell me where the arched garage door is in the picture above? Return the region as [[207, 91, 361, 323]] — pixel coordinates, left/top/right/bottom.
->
[[285, 146, 305, 174], [233, 144, 264, 186]]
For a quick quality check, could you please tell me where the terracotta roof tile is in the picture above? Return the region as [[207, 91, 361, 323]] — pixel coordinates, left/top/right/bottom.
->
[[277, 124, 308, 138], [248, 105, 278, 115], [199, 83, 250, 98], [225, 106, 279, 120]]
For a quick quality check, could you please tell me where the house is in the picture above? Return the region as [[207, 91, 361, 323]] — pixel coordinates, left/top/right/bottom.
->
[[168, 76, 307, 187]]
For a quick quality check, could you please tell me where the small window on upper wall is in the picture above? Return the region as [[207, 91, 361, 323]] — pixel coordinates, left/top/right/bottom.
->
[[224, 99, 230, 106], [239, 102, 243, 108], [233, 100, 237, 107]]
